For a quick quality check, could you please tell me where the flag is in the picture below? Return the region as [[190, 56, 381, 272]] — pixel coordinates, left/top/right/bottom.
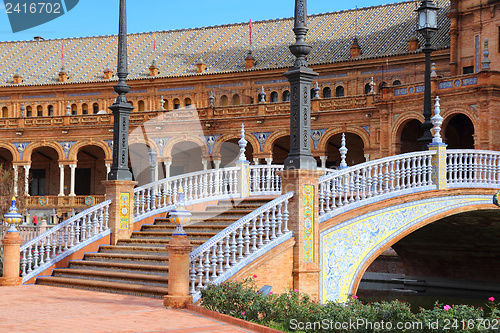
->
[[249, 19, 252, 47]]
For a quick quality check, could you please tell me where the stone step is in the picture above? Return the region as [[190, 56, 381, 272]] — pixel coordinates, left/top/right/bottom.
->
[[141, 224, 228, 232], [154, 218, 235, 226], [131, 231, 218, 240], [99, 245, 169, 256], [83, 252, 169, 266], [51, 268, 169, 288], [69, 260, 169, 276], [117, 238, 205, 248], [36, 276, 169, 299]]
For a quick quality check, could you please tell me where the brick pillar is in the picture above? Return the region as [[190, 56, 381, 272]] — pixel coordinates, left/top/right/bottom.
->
[[102, 180, 137, 245], [0, 231, 23, 286], [164, 235, 193, 308], [278, 169, 322, 302]]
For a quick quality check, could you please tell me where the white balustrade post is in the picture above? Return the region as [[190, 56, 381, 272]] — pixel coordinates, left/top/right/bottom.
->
[[338, 133, 348, 169], [428, 96, 447, 189], [23, 165, 30, 196], [236, 124, 250, 198], [69, 164, 76, 197], [58, 164, 65, 196], [319, 156, 327, 169]]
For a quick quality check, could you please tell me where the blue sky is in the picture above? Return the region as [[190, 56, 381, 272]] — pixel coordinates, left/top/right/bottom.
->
[[0, 0, 410, 41]]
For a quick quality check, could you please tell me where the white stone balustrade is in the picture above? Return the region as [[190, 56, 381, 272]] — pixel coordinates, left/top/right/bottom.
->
[[249, 165, 283, 195], [188, 191, 293, 302], [319, 151, 437, 220], [19, 200, 111, 283], [447, 150, 500, 187]]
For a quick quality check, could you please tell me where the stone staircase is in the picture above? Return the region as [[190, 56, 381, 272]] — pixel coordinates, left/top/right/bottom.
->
[[35, 197, 274, 299]]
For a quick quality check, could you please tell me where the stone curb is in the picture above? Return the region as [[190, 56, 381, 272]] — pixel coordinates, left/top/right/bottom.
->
[[186, 304, 285, 333]]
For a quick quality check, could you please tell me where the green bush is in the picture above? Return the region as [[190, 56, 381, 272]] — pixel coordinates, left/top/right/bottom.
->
[[200, 277, 500, 333]]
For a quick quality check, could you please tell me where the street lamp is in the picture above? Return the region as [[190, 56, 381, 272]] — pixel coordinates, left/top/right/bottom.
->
[[416, 0, 440, 150]]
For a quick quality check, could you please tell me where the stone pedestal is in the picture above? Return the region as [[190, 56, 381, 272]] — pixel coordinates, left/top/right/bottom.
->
[[0, 231, 23, 286], [102, 180, 137, 245], [164, 235, 193, 308], [278, 169, 322, 302]]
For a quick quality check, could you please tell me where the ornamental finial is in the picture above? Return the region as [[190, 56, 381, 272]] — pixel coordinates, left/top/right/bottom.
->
[[238, 123, 248, 161], [339, 133, 348, 169], [482, 38, 491, 71], [431, 96, 443, 144]]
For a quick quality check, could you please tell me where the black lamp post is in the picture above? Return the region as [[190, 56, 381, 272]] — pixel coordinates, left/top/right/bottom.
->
[[416, 0, 440, 150], [108, 0, 134, 180], [283, 0, 318, 170]]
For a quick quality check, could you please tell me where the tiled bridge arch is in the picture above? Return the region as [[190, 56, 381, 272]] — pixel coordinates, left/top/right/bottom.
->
[[319, 188, 497, 303]]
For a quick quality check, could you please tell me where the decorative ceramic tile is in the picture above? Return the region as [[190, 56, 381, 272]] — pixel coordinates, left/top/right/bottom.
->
[[303, 184, 314, 263]]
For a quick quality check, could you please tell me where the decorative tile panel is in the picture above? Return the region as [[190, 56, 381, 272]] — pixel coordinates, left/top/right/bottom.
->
[[251, 132, 273, 152], [303, 185, 314, 263]]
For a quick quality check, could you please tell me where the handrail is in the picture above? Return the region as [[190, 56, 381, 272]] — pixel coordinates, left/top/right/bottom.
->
[[189, 191, 294, 296], [20, 199, 111, 283], [447, 149, 500, 188]]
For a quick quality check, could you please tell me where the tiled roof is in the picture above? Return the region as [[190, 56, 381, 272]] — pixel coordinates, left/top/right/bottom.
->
[[0, 0, 450, 86]]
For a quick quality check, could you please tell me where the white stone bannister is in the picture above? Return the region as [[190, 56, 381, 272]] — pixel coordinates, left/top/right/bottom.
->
[[319, 150, 437, 222], [1, 224, 55, 244], [134, 167, 240, 221], [447, 150, 500, 188], [249, 165, 283, 195], [189, 191, 294, 302], [19, 199, 111, 283]]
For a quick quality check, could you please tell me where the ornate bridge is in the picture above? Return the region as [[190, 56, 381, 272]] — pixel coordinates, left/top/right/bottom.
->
[[14, 143, 500, 303]]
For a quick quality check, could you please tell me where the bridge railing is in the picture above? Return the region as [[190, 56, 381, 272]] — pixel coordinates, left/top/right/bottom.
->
[[319, 150, 437, 218], [249, 165, 283, 195], [447, 150, 500, 188], [19, 199, 112, 283], [134, 167, 240, 220], [189, 191, 294, 302]]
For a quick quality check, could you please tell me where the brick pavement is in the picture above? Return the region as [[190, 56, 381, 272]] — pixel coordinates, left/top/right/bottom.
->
[[0, 285, 258, 333]]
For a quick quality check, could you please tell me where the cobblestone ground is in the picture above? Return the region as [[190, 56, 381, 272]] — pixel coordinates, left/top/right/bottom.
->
[[0, 285, 257, 333]]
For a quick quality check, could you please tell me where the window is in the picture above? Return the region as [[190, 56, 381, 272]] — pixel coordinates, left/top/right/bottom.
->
[[138, 100, 145, 111], [393, 80, 402, 86], [283, 90, 290, 102], [335, 86, 344, 98], [220, 95, 228, 106], [183, 98, 191, 109], [93, 103, 99, 114], [173, 98, 180, 109], [365, 83, 371, 94], [27, 106, 32, 117], [82, 103, 88, 115], [310, 88, 316, 99], [71, 104, 77, 115], [48, 105, 54, 116], [232, 94, 240, 105], [37, 105, 43, 117], [270, 91, 278, 103], [323, 87, 332, 98], [1, 107, 7, 118], [463, 66, 474, 74]]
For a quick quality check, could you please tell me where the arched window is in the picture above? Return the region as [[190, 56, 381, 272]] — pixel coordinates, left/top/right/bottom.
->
[[232, 94, 240, 105], [27, 106, 32, 117], [393, 80, 402, 86], [37, 105, 43, 117], [270, 91, 278, 103], [173, 98, 180, 109], [48, 105, 54, 116], [365, 83, 372, 94], [93, 103, 99, 114], [220, 95, 228, 106], [283, 90, 290, 102], [71, 104, 77, 115], [82, 103, 88, 115], [323, 87, 332, 98], [184, 98, 191, 108], [138, 100, 145, 111], [335, 86, 344, 97], [1, 107, 8, 118]]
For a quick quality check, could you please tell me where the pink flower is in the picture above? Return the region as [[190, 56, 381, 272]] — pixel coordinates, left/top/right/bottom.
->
[[353, 295, 358, 299], [269, 291, 273, 294], [443, 305, 452, 311], [253, 275, 257, 278], [242, 311, 245, 316], [489, 297, 495, 302], [294, 289, 299, 292]]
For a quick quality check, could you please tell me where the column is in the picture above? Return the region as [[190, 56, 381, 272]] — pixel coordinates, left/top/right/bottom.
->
[[253, 158, 259, 165], [12, 165, 18, 196], [106, 163, 111, 180], [58, 164, 65, 196], [201, 160, 208, 171], [23, 165, 30, 196], [164, 235, 193, 308], [163, 161, 172, 178], [364, 153, 370, 162], [319, 156, 327, 169], [213, 159, 221, 169], [265, 157, 273, 165], [69, 164, 76, 196]]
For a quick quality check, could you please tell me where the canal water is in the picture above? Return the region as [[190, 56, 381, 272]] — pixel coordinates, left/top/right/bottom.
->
[[357, 273, 498, 313]]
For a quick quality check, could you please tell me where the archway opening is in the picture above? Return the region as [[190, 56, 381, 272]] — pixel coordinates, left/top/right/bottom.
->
[[325, 133, 365, 168], [76, 145, 107, 195], [30, 146, 59, 196], [129, 143, 155, 186], [271, 136, 290, 165], [220, 138, 254, 167], [171, 141, 203, 176], [399, 119, 423, 154], [444, 114, 474, 149]]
